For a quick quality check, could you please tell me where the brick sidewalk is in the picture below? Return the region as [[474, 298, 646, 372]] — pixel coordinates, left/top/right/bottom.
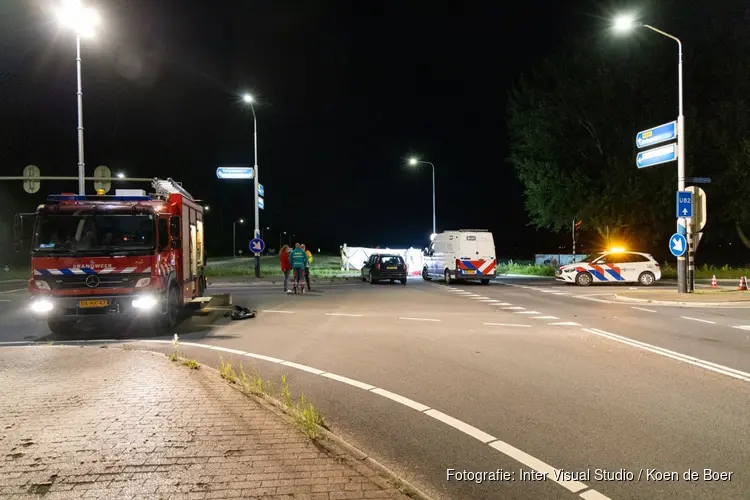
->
[[0, 346, 412, 500]]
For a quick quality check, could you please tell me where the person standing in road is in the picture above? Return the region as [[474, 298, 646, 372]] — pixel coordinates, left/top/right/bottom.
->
[[279, 244, 292, 293], [289, 243, 307, 293], [301, 244, 313, 291]]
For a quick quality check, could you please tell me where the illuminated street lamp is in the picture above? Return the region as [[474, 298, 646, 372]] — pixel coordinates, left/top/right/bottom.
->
[[613, 14, 687, 292], [233, 218, 245, 257], [55, 0, 100, 195], [408, 157, 436, 236], [241, 93, 261, 277], [116, 172, 125, 179], [203, 205, 210, 211]]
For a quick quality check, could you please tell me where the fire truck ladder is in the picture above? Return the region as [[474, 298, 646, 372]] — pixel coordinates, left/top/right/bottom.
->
[[151, 178, 195, 201]]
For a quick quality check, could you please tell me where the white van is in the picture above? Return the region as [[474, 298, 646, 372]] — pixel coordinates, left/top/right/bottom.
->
[[422, 229, 496, 284]]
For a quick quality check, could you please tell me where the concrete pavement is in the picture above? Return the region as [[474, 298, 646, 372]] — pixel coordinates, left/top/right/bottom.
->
[[1, 277, 750, 499]]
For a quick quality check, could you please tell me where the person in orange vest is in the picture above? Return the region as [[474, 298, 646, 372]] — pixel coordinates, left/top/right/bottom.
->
[[301, 244, 313, 291]]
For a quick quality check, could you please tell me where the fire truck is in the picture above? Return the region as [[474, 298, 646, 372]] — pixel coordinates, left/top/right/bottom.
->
[[26, 178, 208, 334]]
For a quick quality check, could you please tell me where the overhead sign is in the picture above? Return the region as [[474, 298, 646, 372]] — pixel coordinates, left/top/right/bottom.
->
[[676, 191, 693, 218], [258, 183, 264, 196], [216, 166, 254, 179], [686, 177, 711, 184], [636, 143, 677, 169], [636, 121, 677, 149], [258, 197, 264, 210], [22, 165, 41, 194], [686, 186, 707, 232], [93, 165, 111, 193], [249, 238, 265, 254], [669, 233, 687, 257]]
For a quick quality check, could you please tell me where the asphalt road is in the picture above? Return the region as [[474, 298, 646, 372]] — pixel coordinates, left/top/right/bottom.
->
[[2, 276, 750, 500]]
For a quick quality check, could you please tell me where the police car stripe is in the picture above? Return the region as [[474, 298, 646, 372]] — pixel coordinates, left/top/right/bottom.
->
[[604, 268, 625, 281]]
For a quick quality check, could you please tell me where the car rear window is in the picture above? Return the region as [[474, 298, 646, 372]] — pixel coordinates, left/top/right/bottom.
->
[[380, 256, 404, 265]]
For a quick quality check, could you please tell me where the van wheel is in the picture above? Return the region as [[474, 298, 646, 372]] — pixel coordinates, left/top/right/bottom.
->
[[444, 270, 452, 285], [369, 271, 377, 285], [638, 271, 655, 286], [480, 279, 490, 285], [400, 279, 407, 285], [422, 267, 431, 281], [575, 272, 593, 286]]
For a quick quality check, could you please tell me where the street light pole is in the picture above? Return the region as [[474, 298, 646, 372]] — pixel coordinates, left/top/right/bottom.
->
[[408, 158, 437, 235], [243, 94, 261, 278], [75, 34, 86, 195]]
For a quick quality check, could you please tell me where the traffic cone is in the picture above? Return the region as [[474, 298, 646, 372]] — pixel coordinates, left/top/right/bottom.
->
[[739, 276, 748, 291], [711, 275, 717, 288]]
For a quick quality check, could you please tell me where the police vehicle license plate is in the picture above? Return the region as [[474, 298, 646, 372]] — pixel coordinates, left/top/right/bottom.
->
[[463, 270, 476, 275]]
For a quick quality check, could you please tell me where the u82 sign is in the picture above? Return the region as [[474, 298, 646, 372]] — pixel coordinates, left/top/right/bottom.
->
[[676, 191, 693, 218]]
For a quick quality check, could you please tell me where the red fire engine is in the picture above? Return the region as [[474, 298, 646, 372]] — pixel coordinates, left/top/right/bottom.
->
[[27, 178, 208, 334]]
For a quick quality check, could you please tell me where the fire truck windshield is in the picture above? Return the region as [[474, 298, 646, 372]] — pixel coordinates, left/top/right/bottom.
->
[[33, 213, 155, 255]]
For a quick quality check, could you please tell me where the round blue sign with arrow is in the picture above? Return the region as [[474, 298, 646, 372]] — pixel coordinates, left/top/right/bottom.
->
[[249, 238, 265, 254], [669, 233, 687, 257]]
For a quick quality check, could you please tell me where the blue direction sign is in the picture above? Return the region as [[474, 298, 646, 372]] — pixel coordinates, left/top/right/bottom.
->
[[258, 183, 264, 196], [676, 191, 693, 218], [686, 177, 711, 184], [249, 238, 265, 254], [636, 121, 677, 149], [669, 233, 687, 257], [258, 197, 265, 210], [216, 166, 254, 179], [636, 143, 677, 169]]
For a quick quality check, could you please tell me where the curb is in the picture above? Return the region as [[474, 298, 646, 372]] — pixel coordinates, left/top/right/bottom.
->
[[187, 353, 434, 500], [613, 294, 750, 308]]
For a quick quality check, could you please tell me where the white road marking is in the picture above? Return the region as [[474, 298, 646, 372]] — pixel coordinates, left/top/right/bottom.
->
[[680, 316, 716, 324], [208, 346, 246, 355], [573, 295, 617, 304], [488, 441, 588, 493], [320, 372, 375, 390], [469, 296, 490, 300], [539, 289, 559, 293], [733, 325, 750, 331], [549, 322, 580, 326], [583, 328, 750, 382], [501, 306, 525, 310], [262, 310, 294, 314], [399, 317, 441, 322], [492, 302, 512, 306], [281, 361, 325, 375], [580, 489, 614, 500], [424, 409, 496, 443], [483, 323, 531, 328], [326, 313, 363, 317], [8, 338, 614, 500], [631, 307, 657, 313], [478, 299, 499, 302], [371, 388, 431, 412], [0, 288, 26, 295], [532, 316, 559, 320], [515, 311, 541, 315]]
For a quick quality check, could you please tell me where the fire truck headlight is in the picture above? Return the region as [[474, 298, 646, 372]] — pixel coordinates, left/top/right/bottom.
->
[[135, 278, 151, 288], [30, 299, 54, 313], [34, 280, 51, 290], [132, 295, 158, 310]]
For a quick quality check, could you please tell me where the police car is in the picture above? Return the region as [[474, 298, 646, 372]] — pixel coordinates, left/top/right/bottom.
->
[[556, 249, 661, 286]]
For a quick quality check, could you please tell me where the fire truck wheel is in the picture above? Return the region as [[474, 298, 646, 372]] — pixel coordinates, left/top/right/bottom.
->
[[162, 286, 180, 328], [47, 319, 75, 335]]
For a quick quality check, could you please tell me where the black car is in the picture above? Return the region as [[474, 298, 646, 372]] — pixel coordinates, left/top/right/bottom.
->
[[361, 254, 407, 285]]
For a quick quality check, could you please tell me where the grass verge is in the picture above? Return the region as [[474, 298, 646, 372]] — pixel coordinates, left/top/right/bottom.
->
[[660, 263, 750, 280], [496, 261, 556, 277], [219, 358, 325, 439], [205, 254, 357, 278]]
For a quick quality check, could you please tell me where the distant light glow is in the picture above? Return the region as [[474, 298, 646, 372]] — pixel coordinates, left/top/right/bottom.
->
[[204, 206, 210, 211], [408, 157, 419, 166], [242, 93, 254, 104], [56, 0, 100, 38], [116, 172, 125, 179], [239, 219, 245, 224], [613, 14, 636, 33]]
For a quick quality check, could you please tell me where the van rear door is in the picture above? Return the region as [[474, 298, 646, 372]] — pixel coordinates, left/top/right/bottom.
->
[[457, 232, 496, 277]]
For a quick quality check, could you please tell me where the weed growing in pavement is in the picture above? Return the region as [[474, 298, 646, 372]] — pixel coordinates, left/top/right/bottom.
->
[[280, 374, 293, 407], [168, 334, 180, 361], [121, 344, 134, 351], [219, 358, 238, 381], [182, 359, 200, 370], [239, 363, 273, 395], [295, 393, 324, 439]]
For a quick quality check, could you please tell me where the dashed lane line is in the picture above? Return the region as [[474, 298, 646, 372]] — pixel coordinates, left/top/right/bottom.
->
[[515, 311, 541, 315], [680, 316, 716, 324], [549, 322, 580, 326], [532, 316, 559, 320], [501, 306, 525, 310], [326, 313, 364, 317], [399, 317, 441, 322], [262, 310, 295, 314], [631, 307, 657, 313], [483, 322, 531, 328]]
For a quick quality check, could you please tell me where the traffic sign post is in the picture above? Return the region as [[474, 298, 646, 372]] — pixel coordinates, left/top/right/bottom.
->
[[669, 233, 687, 257], [249, 237, 265, 256], [258, 197, 264, 210], [676, 191, 693, 218], [636, 121, 677, 149], [216, 166, 254, 179], [636, 143, 677, 169]]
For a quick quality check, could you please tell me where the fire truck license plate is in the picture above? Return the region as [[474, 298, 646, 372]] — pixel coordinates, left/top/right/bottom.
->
[[79, 300, 109, 308]]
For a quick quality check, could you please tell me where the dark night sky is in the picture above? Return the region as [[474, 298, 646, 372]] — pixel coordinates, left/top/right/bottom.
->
[[0, 0, 640, 257]]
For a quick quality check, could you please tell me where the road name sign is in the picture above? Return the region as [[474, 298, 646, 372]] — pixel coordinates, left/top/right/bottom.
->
[[258, 197, 265, 210], [636, 143, 677, 169], [669, 233, 687, 257], [686, 177, 711, 184], [636, 121, 677, 149], [676, 191, 693, 218], [216, 166, 254, 179], [249, 238, 265, 254]]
